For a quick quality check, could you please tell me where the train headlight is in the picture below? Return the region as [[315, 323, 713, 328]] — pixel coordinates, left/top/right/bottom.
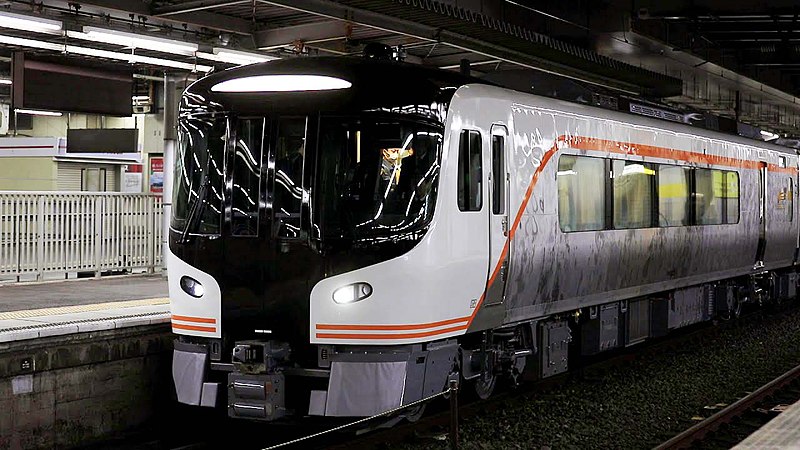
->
[[180, 276, 205, 298], [332, 283, 373, 304]]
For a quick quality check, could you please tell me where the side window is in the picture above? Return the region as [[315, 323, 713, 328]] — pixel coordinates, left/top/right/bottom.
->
[[557, 155, 605, 231], [612, 160, 655, 229], [491, 134, 505, 215], [658, 165, 690, 226], [724, 171, 739, 224], [457, 130, 483, 211], [694, 169, 724, 225]]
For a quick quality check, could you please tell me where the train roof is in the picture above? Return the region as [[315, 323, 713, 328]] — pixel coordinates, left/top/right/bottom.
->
[[459, 83, 799, 158]]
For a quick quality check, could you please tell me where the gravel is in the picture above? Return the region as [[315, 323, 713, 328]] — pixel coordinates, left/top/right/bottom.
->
[[394, 306, 800, 450]]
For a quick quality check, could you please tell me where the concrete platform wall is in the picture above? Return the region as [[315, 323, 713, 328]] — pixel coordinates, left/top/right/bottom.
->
[[0, 325, 173, 449]]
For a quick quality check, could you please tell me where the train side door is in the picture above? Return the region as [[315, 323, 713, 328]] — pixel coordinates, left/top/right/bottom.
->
[[484, 125, 510, 306], [755, 161, 767, 267]]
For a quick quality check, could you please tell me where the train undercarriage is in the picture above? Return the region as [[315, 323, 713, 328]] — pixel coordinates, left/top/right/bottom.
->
[[173, 268, 799, 422]]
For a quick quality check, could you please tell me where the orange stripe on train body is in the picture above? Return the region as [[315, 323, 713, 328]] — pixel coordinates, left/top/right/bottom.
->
[[316, 316, 470, 331], [315, 324, 469, 340], [172, 323, 217, 333], [171, 314, 217, 324]]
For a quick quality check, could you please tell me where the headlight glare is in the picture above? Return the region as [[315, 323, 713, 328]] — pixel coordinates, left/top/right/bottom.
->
[[332, 282, 372, 304], [180, 276, 205, 298]]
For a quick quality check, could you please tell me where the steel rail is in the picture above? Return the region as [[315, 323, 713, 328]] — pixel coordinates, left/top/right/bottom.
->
[[654, 362, 800, 450]]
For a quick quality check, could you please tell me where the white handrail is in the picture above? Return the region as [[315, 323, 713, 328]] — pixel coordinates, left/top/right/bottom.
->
[[0, 191, 163, 280]]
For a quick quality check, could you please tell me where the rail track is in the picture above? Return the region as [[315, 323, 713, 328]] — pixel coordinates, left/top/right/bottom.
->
[[655, 363, 800, 450], [324, 312, 754, 450], [104, 302, 800, 450]]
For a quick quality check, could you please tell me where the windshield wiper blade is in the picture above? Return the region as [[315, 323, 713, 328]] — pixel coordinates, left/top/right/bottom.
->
[[179, 153, 213, 244], [178, 175, 210, 244]]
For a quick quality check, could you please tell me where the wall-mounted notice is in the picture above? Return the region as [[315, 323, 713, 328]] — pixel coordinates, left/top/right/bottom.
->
[[150, 156, 163, 193]]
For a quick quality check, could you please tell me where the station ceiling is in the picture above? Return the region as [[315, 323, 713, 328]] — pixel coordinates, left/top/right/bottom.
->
[[1, 0, 800, 138]]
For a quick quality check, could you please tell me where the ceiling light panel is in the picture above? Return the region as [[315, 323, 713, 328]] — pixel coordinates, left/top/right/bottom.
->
[[16, 109, 62, 116], [0, 11, 62, 34], [0, 34, 63, 51], [0, 33, 212, 73], [65, 45, 212, 72], [73, 27, 199, 55], [196, 48, 276, 66]]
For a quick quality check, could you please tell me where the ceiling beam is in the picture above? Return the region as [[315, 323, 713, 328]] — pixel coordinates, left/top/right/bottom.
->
[[154, 0, 250, 16], [255, 0, 650, 95], [254, 20, 347, 49], [70, 0, 254, 35]]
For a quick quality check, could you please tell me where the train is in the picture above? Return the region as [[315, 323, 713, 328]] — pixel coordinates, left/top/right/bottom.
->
[[168, 55, 799, 421]]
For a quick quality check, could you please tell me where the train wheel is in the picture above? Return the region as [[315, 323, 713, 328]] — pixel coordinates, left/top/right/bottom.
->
[[472, 370, 497, 400]]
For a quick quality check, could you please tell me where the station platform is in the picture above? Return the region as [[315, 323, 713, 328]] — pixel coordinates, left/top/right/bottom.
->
[[0, 274, 170, 343], [734, 398, 800, 449]]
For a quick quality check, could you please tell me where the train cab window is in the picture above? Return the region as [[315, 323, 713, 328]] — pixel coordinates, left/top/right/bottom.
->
[[724, 171, 740, 224], [274, 117, 307, 238], [694, 169, 724, 225], [491, 134, 505, 215], [458, 130, 482, 212], [317, 116, 443, 240], [557, 155, 605, 232], [612, 160, 655, 229], [658, 165, 690, 226], [231, 118, 265, 237]]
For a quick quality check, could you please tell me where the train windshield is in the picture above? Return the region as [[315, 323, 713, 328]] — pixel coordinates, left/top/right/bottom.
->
[[317, 115, 443, 240], [172, 116, 226, 236]]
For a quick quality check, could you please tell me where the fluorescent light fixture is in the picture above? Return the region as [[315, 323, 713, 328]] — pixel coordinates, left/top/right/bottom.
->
[[196, 48, 275, 66], [65, 45, 213, 73], [760, 130, 779, 141], [0, 79, 11, 85], [0, 34, 211, 72], [211, 75, 351, 93], [132, 95, 150, 101], [71, 27, 198, 55], [0, 11, 61, 33], [621, 164, 656, 176], [0, 34, 63, 51], [16, 108, 62, 116]]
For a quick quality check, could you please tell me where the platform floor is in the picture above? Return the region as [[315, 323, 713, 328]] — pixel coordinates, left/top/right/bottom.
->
[[0, 275, 170, 343], [734, 398, 800, 449]]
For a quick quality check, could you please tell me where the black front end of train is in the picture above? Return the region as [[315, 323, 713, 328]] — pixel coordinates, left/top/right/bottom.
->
[[168, 57, 465, 420]]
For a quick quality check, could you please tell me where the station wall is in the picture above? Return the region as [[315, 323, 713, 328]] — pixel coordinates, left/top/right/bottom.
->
[[0, 157, 57, 191]]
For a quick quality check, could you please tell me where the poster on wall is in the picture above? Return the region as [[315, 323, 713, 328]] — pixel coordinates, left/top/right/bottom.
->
[[123, 164, 143, 193], [150, 156, 164, 193]]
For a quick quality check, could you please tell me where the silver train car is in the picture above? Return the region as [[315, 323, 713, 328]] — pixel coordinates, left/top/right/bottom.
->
[[169, 56, 799, 420]]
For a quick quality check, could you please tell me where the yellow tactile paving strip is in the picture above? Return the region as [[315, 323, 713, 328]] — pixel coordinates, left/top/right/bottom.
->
[[0, 297, 170, 320]]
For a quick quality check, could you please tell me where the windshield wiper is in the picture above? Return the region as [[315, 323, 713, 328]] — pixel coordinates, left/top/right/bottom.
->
[[179, 157, 212, 244]]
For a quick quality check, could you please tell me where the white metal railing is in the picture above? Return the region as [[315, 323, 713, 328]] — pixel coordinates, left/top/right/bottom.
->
[[0, 191, 163, 280]]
